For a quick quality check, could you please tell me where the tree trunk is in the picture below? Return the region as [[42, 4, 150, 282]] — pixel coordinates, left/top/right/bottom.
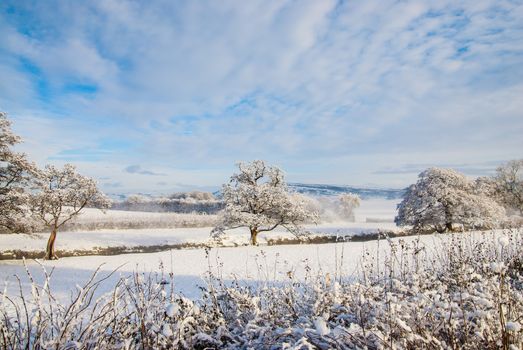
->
[[250, 227, 258, 245], [45, 227, 58, 260]]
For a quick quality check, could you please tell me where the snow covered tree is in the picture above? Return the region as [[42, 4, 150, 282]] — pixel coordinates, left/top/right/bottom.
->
[[493, 159, 523, 214], [474, 175, 498, 198], [31, 164, 111, 259], [336, 193, 360, 221], [395, 168, 505, 233], [0, 112, 39, 232], [213, 160, 318, 245]]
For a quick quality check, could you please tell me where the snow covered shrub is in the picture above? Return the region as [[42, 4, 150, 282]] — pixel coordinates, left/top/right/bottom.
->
[[1, 230, 522, 349], [396, 167, 505, 233]]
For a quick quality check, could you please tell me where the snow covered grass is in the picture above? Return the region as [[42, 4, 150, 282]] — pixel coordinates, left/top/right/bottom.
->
[[1, 229, 522, 349]]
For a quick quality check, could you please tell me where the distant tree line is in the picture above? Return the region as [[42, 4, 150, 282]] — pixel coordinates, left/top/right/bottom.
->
[[112, 190, 362, 223], [112, 192, 223, 214]]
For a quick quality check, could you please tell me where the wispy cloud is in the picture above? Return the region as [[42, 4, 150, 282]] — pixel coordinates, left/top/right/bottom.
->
[[1, 0, 522, 191], [124, 165, 166, 176], [374, 161, 504, 177], [102, 181, 123, 188]]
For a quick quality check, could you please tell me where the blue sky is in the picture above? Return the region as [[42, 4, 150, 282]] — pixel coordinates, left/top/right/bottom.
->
[[1, 0, 522, 193]]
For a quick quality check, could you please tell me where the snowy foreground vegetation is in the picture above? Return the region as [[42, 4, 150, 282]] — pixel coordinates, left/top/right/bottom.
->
[[1, 229, 522, 349]]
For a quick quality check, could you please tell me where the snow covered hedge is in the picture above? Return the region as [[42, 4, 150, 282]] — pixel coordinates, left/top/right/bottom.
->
[[1, 229, 522, 349], [112, 192, 223, 214], [59, 210, 219, 231]]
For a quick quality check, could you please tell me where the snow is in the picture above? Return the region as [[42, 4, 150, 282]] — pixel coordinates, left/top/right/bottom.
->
[[0, 213, 520, 349], [353, 198, 398, 222], [161, 324, 173, 338], [506, 321, 521, 332], [0, 230, 502, 303], [313, 317, 330, 336], [498, 235, 510, 246], [0, 227, 215, 253], [396, 168, 505, 230], [0, 199, 400, 254], [70, 207, 217, 223], [489, 262, 505, 274], [0, 198, 403, 302], [166, 303, 180, 317]]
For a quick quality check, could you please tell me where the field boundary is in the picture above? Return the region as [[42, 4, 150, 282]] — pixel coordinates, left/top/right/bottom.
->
[[0, 229, 414, 260]]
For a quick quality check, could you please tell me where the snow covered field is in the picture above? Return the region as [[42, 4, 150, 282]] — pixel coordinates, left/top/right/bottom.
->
[[0, 199, 399, 257], [0, 199, 400, 299], [0, 229, 501, 302], [1, 199, 521, 349]]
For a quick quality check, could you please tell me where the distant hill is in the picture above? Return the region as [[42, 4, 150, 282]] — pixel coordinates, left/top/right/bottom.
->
[[289, 183, 405, 200], [108, 183, 406, 202]]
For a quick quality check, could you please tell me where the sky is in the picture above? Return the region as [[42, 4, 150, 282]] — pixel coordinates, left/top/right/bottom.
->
[[1, 0, 522, 194]]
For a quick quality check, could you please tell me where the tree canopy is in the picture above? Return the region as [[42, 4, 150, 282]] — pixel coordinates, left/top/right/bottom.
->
[[494, 159, 523, 215], [0, 112, 39, 232], [31, 164, 111, 259], [395, 167, 505, 232], [213, 160, 318, 245]]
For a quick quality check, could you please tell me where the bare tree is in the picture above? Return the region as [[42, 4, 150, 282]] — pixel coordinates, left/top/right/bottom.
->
[[31, 164, 111, 259], [213, 160, 318, 245], [0, 112, 39, 232]]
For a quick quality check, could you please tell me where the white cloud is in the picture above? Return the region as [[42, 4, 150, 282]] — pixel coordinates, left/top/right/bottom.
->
[[0, 0, 522, 191]]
